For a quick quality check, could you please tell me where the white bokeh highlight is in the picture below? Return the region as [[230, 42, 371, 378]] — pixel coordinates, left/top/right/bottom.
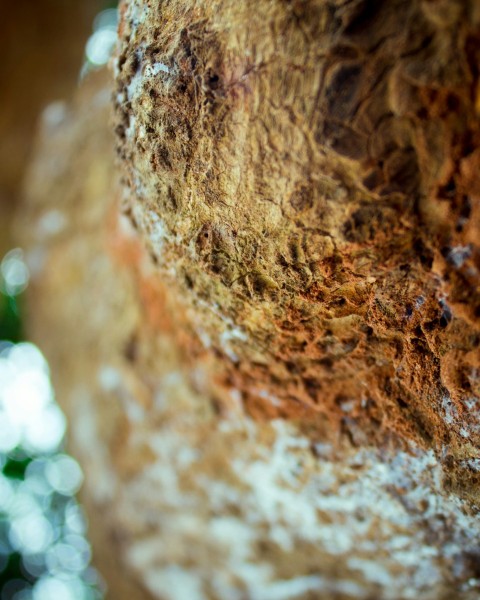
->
[[0, 343, 66, 454], [0, 248, 105, 599]]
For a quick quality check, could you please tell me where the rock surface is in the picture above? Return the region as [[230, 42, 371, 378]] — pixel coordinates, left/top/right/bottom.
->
[[115, 0, 480, 475], [19, 1, 480, 599]]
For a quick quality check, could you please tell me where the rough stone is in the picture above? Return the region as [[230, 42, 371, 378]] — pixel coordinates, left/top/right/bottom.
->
[[114, 0, 480, 485], [18, 1, 480, 598]]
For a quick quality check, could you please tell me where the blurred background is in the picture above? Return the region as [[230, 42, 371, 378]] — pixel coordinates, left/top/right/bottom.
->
[[0, 2, 118, 598]]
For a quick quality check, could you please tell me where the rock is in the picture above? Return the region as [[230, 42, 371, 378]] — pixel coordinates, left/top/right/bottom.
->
[[114, 0, 480, 479], [19, 1, 480, 598]]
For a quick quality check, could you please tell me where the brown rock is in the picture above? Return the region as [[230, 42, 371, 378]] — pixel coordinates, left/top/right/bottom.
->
[[19, 1, 480, 598], [114, 0, 480, 471]]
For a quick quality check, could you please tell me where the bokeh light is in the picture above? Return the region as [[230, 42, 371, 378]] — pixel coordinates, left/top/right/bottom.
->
[[0, 249, 105, 599], [0, 343, 66, 455], [84, 8, 118, 70], [1, 250, 29, 296]]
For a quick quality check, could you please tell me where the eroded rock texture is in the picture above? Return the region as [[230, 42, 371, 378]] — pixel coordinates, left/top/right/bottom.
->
[[19, 1, 480, 599], [20, 73, 480, 599], [115, 0, 480, 484]]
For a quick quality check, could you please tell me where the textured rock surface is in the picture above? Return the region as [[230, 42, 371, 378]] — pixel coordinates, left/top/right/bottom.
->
[[19, 1, 480, 598], [114, 0, 480, 481]]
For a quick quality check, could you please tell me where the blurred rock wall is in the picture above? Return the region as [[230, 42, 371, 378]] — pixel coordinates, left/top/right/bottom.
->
[[0, 0, 105, 255]]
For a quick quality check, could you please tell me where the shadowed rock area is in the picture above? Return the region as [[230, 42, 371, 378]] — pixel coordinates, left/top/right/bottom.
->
[[115, 0, 480, 486]]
